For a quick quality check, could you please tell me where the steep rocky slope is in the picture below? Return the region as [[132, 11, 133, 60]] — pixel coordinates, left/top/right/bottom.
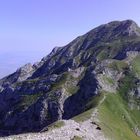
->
[[0, 20, 140, 140]]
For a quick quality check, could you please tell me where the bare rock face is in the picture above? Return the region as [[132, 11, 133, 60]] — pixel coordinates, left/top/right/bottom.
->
[[16, 63, 35, 82], [123, 20, 140, 36], [0, 63, 35, 93], [95, 60, 119, 93]]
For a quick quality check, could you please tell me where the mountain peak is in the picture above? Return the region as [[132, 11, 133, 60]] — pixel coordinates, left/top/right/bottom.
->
[[107, 19, 140, 37], [108, 19, 137, 25], [83, 19, 140, 45]]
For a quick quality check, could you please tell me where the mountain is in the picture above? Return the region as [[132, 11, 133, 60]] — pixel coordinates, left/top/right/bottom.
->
[[0, 20, 140, 140]]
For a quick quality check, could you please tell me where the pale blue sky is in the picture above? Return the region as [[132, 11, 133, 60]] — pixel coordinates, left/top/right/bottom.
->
[[0, 0, 140, 78]]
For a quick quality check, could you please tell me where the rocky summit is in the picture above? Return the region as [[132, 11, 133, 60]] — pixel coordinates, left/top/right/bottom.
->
[[0, 20, 140, 140]]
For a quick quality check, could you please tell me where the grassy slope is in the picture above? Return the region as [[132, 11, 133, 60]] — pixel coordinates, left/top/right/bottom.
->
[[51, 72, 82, 96], [99, 93, 140, 140], [72, 93, 104, 122], [72, 89, 140, 140], [131, 55, 140, 77], [47, 121, 65, 131]]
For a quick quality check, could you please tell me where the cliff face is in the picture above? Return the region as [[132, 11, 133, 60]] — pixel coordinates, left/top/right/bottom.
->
[[0, 20, 140, 140]]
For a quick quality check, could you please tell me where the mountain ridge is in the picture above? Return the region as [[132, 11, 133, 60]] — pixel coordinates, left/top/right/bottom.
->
[[1, 19, 140, 82]]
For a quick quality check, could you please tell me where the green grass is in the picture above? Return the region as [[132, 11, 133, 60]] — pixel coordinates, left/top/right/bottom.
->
[[98, 92, 140, 140], [60, 57, 66, 64], [118, 73, 136, 102], [66, 85, 79, 95], [109, 60, 128, 72], [74, 51, 84, 65], [13, 93, 42, 113], [51, 71, 85, 96], [103, 76, 114, 85], [97, 49, 109, 60], [72, 108, 94, 122], [20, 93, 42, 107], [73, 94, 104, 122], [131, 55, 140, 77], [85, 93, 104, 110], [48, 121, 65, 130], [71, 136, 83, 140], [118, 73, 140, 108], [51, 72, 68, 90], [98, 72, 140, 140]]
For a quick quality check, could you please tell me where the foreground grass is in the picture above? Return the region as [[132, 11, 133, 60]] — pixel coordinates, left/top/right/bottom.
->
[[131, 55, 140, 77], [99, 93, 140, 140], [72, 108, 94, 122], [47, 121, 65, 131]]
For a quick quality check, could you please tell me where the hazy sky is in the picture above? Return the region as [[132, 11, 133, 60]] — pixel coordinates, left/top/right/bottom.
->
[[0, 0, 140, 78]]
